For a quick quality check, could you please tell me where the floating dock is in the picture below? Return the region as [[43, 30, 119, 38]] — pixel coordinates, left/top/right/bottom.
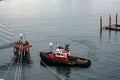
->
[[100, 13, 120, 31]]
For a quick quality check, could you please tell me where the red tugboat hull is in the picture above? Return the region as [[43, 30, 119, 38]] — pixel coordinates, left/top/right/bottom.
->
[[40, 52, 91, 68]]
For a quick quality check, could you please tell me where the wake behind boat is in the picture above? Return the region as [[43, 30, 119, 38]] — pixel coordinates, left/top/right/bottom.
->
[[40, 43, 91, 68]]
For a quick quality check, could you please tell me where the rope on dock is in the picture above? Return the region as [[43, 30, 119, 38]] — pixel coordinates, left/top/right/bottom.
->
[[41, 60, 65, 80]]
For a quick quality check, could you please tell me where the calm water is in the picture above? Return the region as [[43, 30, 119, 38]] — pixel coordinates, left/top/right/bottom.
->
[[0, 0, 120, 80]]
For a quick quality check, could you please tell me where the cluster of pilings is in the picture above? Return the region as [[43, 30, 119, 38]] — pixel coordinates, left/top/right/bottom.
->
[[100, 13, 120, 31]]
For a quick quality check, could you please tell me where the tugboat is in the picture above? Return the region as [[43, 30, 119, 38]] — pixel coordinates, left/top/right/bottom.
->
[[14, 34, 32, 62], [40, 43, 91, 68]]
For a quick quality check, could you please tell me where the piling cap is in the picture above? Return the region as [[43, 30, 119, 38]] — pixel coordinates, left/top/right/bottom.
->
[[100, 16, 102, 19], [109, 14, 111, 17]]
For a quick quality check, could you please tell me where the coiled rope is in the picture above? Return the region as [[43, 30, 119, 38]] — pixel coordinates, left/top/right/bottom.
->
[[41, 60, 65, 80]]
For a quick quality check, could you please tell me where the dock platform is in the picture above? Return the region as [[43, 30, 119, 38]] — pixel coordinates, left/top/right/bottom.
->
[[103, 24, 120, 31], [100, 13, 120, 31]]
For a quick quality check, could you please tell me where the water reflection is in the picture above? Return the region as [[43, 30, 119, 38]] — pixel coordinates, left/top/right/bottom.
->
[[55, 67, 71, 78], [99, 29, 119, 41], [99, 29, 102, 38], [0, 56, 32, 79], [14, 56, 31, 64], [0, 63, 10, 74], [0, 56, 32, 71], [40, 61, 71, 80], [108, 30, 111, 42]]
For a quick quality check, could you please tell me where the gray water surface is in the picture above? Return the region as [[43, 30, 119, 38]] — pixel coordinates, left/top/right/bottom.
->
[[0, 0, 120, 80]]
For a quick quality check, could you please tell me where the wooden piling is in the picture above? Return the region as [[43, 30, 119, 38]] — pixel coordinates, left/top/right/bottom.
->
[[116, 13, 118, 26], [100, 16, 102, 38], [100, 16, 102, 31], [109, 14, 111, 28], [101, 13, 120, 32]]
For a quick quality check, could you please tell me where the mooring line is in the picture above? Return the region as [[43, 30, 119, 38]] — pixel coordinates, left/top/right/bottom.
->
[[14, 49, 23, 80], [41, 60, 65, 80], [14, 54, 20, 80], [2, 55, 16, 79], [19, 51, 22, 80]]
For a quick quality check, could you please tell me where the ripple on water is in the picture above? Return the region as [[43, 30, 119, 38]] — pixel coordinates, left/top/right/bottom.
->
[[0, 23, 16, 42]]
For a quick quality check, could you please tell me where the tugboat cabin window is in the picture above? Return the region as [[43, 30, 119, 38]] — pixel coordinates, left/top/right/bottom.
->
[[56, 53, 64, 57]]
